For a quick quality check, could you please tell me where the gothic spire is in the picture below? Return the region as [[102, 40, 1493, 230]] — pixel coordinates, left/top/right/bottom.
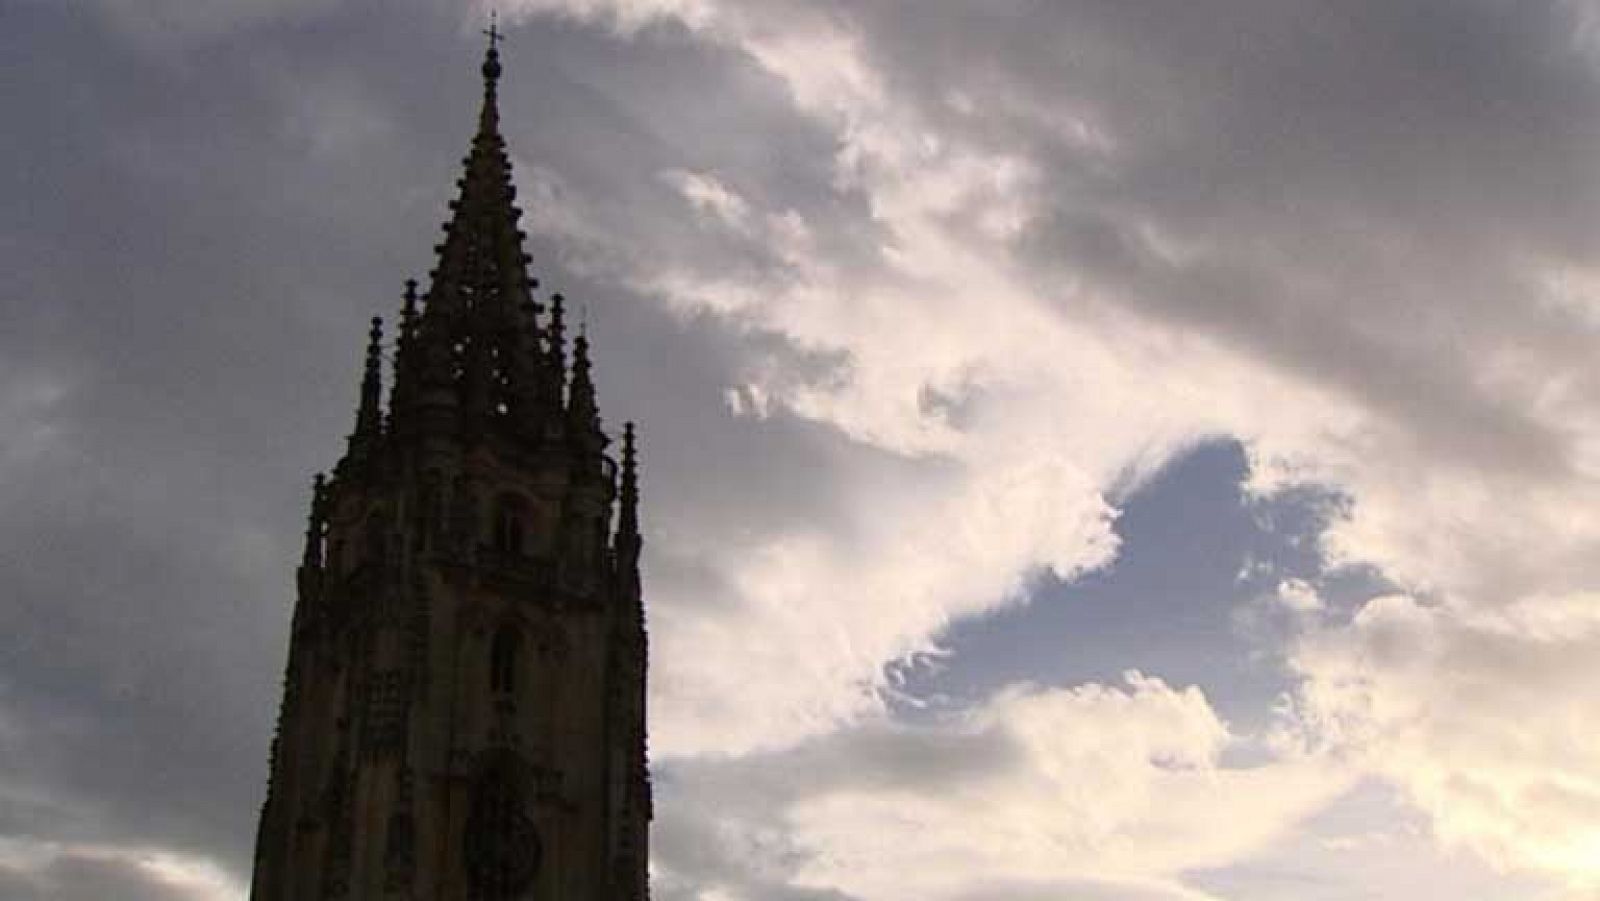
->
[[411, 27, 540, 440], [256, 29, 650, 899], [444, 27, 524, 297]]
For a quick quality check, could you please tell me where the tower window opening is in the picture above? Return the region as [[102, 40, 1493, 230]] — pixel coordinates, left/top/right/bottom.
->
[[490, 626, 520, 695], [416, 474, 442, 551]]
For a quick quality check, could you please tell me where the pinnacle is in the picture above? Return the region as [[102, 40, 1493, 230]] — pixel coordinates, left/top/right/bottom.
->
[[349, 317, 385, 452], [617, 421, 641, 560], [365, 317, 383, 369]]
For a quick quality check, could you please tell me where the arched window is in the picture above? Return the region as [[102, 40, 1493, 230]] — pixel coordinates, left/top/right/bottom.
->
[[364, 513, 386, 564], [493, 494, 527, 556], [489, 626, 520, 695]]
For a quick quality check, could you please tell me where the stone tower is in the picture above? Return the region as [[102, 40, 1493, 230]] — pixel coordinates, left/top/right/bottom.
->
[[250, 35, 650, 901]]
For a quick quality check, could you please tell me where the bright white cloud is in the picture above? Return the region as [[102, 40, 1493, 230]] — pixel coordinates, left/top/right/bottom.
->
[[1290, 591, 1600, 886], [653, 674, 1349, 901]]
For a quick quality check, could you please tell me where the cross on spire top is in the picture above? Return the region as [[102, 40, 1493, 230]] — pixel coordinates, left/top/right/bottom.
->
[[484, 11, 504, 52], [480, 10, 505, 82]]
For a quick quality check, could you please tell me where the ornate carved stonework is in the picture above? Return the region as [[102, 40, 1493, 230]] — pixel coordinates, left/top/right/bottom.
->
[[250, 32, 649, 901], [464, 752, 543, 897]]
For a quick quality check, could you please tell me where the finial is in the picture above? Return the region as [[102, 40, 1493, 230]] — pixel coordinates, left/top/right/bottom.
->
[[565, 305, 602, 443], [569, 316, 592, 394], [482, 11, 504, 82], [573, 324, 591, 368]]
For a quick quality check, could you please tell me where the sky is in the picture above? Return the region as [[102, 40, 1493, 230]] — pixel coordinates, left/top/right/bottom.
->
[[6, 0, 1600, 898]]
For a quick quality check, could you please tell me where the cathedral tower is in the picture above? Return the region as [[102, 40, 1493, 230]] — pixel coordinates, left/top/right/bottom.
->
[[251, 34, 650, 900]]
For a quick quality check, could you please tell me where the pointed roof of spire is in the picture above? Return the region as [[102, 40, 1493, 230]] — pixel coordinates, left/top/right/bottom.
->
[[427, 27, 527, 309], [403, 24, 547, 442]]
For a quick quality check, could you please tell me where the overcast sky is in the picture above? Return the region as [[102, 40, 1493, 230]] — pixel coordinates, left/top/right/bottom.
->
[[8, 1, 1600, 898]]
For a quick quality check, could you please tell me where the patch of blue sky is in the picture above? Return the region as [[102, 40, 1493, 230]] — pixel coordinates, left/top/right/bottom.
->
[[888, 440, 1388, 734]]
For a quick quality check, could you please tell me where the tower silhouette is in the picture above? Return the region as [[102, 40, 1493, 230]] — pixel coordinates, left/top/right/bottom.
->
[[250, 34, 649, 900]]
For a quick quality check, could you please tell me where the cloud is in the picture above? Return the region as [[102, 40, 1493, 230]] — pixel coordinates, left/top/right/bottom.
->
[[14, 1, 1600, 898], [0, 838, 243, 901], [85, 0, 343, 46], [653, 674, 1347, 900], [1290, 591, 1600, 886], [664, 169, 754, 232], [495, 0, 1600, 891]]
